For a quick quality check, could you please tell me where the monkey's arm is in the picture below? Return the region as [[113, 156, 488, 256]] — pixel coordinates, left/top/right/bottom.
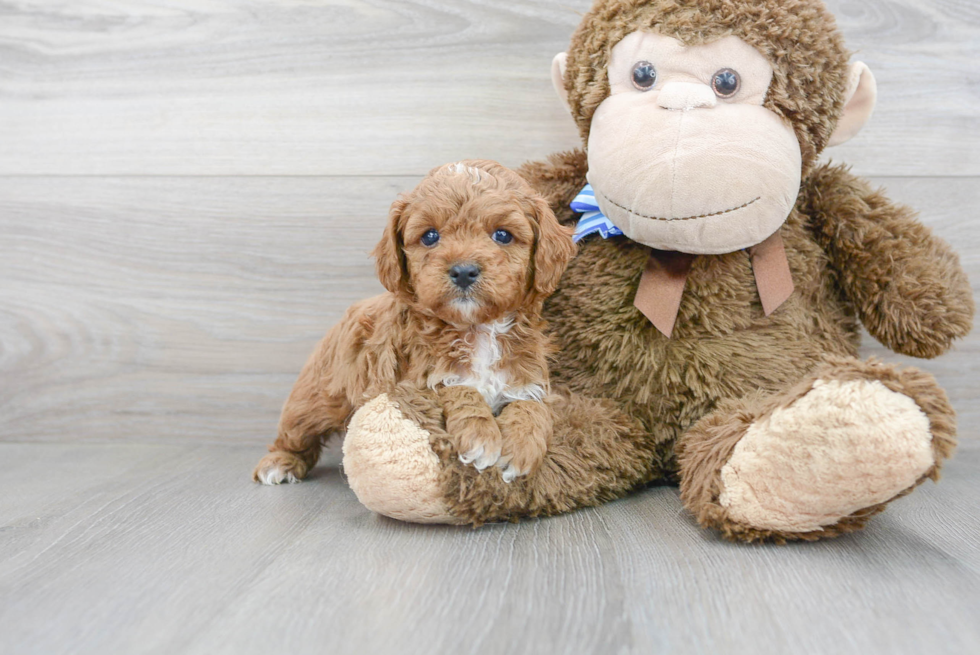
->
[[518, 149, 589, 225], [803, 164, 974, 359]]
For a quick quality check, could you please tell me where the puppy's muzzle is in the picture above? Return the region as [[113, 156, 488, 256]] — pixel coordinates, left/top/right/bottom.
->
[[448, 263, 481, 291]]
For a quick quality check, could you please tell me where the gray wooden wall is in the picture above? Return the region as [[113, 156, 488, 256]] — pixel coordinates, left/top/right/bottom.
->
[[1, 0, 978, 446]]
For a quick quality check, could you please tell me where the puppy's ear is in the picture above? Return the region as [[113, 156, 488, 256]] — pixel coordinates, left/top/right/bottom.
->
[[529, 196, 576, 297], [372, 198, 410, 297]]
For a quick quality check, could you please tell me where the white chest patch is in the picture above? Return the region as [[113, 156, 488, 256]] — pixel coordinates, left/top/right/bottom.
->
[[435, 318, 545, 414]]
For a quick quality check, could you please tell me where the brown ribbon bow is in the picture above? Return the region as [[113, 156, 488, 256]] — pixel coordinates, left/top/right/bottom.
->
[[633, 232, 795, 337]]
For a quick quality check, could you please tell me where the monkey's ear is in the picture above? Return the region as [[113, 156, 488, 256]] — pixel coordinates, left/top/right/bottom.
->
[[372, 199, 410, 297], [551, 52, 571, 113], [530, 197, 576, 297], [828, 62, 877, 147]]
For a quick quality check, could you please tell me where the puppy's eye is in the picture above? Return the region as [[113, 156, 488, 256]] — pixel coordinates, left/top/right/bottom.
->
[[420, 229, 440, 247], [492, 229, 513, 245], [711, 68, 740, 97]]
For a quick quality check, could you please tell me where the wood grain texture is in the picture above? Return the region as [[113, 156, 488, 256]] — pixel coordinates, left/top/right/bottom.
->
[[1, 175, 976, 444], [0, 440, 977, 655], [0, 0, 977, 177], [0, 175, 396, 443]]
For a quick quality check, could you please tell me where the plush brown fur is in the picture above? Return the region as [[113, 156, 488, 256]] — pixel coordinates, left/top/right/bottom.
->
[[676, 357, 957, 544], [253, 160, 575, 484], [383, 382, 658, 526], [802, 165, 975, 358], [416, 0, 973, 540]]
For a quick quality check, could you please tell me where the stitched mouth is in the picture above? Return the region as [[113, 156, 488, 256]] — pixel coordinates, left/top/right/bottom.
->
[[597, 189, 761, 222]]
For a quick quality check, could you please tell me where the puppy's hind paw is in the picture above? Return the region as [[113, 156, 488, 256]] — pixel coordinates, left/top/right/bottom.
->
[[253, 451, 308, 485]]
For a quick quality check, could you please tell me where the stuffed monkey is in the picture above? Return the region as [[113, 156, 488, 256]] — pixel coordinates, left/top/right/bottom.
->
[[337, 0, 974, 542]]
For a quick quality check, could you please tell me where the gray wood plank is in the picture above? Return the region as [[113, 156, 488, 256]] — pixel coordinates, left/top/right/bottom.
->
[[0, 441, 977, 655], [1, 175, 977, 444], [0, 0, 976, 177], [0, 176, 400, 443]]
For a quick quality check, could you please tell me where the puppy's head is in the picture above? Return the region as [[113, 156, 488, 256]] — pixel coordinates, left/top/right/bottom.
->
[[373, 160, 575, 325]]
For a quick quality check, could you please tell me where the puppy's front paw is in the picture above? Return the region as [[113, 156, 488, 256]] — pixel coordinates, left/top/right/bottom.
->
[[494, 401, 551, 482], [495, 431, 548, 483], [455, 419, 504, 472], [253, 451, 308, 485]]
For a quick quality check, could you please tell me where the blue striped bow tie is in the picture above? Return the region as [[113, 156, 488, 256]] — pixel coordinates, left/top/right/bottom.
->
[[570, 184, 623, 242]]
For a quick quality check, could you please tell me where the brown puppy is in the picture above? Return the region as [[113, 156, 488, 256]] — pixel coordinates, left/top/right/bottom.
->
[[253, 159, 576, 485]]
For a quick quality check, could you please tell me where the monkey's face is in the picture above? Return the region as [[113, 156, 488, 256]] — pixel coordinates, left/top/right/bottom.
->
[[584, 33, 803, 255]]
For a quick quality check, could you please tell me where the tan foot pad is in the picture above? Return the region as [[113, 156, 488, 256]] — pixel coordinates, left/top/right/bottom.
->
[[342, 394, 462, 524], [719, 379, 934, 533]]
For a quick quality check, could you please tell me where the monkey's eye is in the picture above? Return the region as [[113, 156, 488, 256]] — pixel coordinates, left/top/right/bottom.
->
[[492, 229, 513, 245], [420, 229, 440, 246], [711, 69, 740, 97], [631, 61, 657, 91]]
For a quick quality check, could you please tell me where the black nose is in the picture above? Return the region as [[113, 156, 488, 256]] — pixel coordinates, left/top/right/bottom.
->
[[449, 263, 481, 290]]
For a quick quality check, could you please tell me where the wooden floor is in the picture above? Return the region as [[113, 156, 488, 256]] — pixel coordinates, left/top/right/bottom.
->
[[1, 1, 978, 654], [1, 440, 978, 655]]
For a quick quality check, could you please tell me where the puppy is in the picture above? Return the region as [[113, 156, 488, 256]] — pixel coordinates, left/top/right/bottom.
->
[[253, 159, 576, 486]]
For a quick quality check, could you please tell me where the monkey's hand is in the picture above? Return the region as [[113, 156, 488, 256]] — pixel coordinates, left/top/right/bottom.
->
[[437, 386, 503, 472], [804, 164, 974, 359], [495, 400, 552, 483]]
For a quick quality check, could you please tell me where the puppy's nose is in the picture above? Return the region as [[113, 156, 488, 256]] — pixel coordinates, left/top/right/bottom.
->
[[449, 263, 481, 290]]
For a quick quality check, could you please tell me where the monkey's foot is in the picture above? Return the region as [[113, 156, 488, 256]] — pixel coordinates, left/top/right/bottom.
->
[[342, 394, 463, 524], [678, 358, 956, 542]]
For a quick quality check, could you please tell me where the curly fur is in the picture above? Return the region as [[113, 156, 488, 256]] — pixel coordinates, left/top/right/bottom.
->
[[253, 160, 575, 483]]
